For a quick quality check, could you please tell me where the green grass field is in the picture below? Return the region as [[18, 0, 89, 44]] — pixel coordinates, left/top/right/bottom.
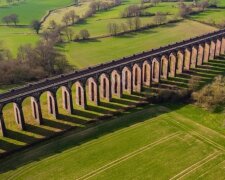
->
[[68, 1, 182, 38], [42, 1, 91, 29], [63, 20, 216, 68], [0, 0, 72, 25], [0, 26, 39, 56], [0, 103, 225, 179], [191, 8, 225, 24]]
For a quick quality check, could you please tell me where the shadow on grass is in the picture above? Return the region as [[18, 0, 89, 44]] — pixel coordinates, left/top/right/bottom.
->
[[26, 124, 55, 137], [0, 103, 186, 174], [0, 139, 22, 152], [43, 118, 71, 130], [58, 114, 88, 125], [87, 105, 113, 114], [141, 55, 225, 92], [5, 130, 38, 144]]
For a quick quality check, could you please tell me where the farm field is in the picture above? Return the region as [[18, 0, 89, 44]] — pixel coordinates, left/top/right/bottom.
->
[[42, 1, 91, 29], [0, 26, 39, 55], [0, 0, 73, 25], [67, 1, 187, 38], [191, 8, 225, 24], [64, 20, 217, 68], [0, 103, 225, 179]]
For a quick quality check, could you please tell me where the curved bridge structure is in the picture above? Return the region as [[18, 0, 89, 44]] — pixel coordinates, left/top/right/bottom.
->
[[0, 29, 225, 137]]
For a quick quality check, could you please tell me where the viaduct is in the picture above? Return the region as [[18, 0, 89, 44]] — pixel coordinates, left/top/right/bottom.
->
[[0, 29, 225, 137]]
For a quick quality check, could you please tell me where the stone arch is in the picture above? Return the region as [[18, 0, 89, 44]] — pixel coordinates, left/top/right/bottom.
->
[[191, 46, 198, 68], [169, 53, 177, 77], [209, 40, 216, 60], [17, 95, 43, 127], [99, 73, 111, 101], [60, 86, 73, 114], [197, 44, 204, 66], [111, 70, 122, 98], [152, 58, 160, 83], [177, 51, 184, 74], [184, 48, 191, 70], [40, 90, 59, 118], [73, 81, 87, 109], [132, 63, 142, 92], [161, 55, 169, 79], [0, 104, 6, 136], [86, 77, 100, 105], [13, 101, 26, 130], [24, 95, 43, 125], [221, 37, 225, 54], [215, 39, 222, 57], [122, 66, 132, 94], [142, 61, 151, 86], [204, 42, 210, 63]]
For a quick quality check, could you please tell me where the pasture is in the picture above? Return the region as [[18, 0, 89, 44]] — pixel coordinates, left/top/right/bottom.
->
[[68, 1, 183, 37], [0, 0, 72, 25], [42, 1, 91, 29], [0, 103, 225, 179], [0, 26, 39, 56], [190, 8, 225, 24], [64, 20, 216, 68]]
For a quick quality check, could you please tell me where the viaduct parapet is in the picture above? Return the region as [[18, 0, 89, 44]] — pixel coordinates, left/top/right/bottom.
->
[[0, 29, 225, 137]]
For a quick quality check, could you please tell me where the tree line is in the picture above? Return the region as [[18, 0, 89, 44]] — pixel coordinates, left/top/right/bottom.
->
[[107, 12, 167, 36], [0, 38, 72, 85]]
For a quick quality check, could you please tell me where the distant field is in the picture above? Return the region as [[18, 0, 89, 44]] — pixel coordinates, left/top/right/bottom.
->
[[0, 0, 72, 24], [69, 1, 181, 37], [0, 26, 39, 55], [0, 103, 225, 179], [219, 0, 225, 7], [64, 20, 217, 68], [144, 2, 191, 15], [42, 2, 91, 29], [191, 8, 225, 24]]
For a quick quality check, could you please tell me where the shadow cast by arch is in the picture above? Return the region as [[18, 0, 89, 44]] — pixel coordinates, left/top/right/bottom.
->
[[57, 114, 88, 125], [5, 130, 38, 144], [0, 103, 186, 174], [0, 139, 22, 152], [43, 118, 72, 130], [26, 124, 55, 137]]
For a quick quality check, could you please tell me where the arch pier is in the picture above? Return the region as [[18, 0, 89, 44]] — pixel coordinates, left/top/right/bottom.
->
[[0, 29, 225, 136]]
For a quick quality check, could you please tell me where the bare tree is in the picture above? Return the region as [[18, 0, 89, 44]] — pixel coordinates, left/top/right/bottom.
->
[[79, 29, 90, 40], [2, 16, 11, 25], [178, 3, 192, 17], [49, 20, 57, 29], [31, 20, 41, 34], [153, 12, 167, 25], [133, 17, 141, 30], [120, 23, 128, 32], [126, 18, 134, 30], [9, 14, 19, 25], [151, 0, 160, 6], [68, 10, 79, 24], [122, 5, 141, 18], [63, 27, 75, 41], [107, 23, 120, 36], [62, 13, 70, 26]]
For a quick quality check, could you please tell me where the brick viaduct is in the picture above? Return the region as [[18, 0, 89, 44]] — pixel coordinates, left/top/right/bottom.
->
[[0, 29, 225, 137]]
